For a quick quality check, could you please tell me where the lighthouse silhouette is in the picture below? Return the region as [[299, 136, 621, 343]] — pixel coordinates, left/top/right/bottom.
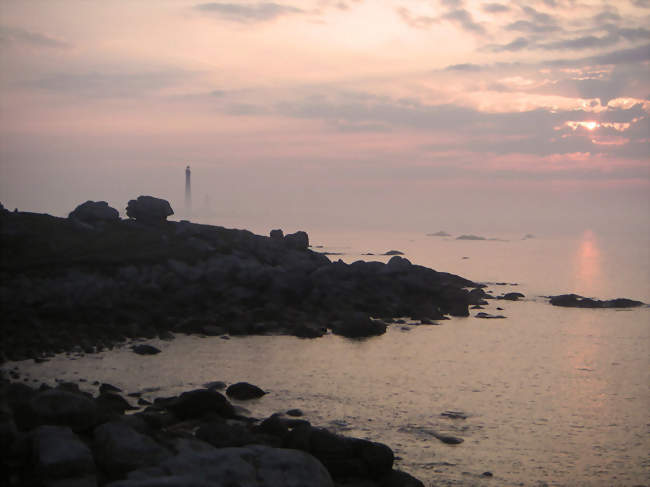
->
[[185, 165, 191, 217]]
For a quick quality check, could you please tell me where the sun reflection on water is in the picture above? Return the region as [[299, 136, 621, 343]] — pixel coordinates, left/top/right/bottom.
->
[[573, 230, 602, 297]]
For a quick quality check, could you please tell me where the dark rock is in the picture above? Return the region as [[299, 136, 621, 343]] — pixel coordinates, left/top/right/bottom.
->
[[441, 411, 468, 420], [166, 389, 236, 419], [331, 312, 387, 338], [131, 344, 161, 355], [226, 382, 267, 400], [379, 469, 425, 487], [95, 392, 134, 415], [499, 292, 525, 301], [99, 383, 122, 394], [125, 196, 173, 223], [203, 381, 227, 391], [426, 231, 451, 237], [69, 201, 119, 223], [270, 229, 284, 240], [26, 389, 98, 432], [93, 421, 170, 479], [431, 432, 464, 444], [195, 421, 258, 448], [456, 234, 485, 240], [482, 471, 494, 477], [286, 409, 304, 417], [549, 294, 644, 308], [475, 312, 506, 319], [32, 425, 95, 481], [383, 250, 404, 255], [284, 231, 309, 251]]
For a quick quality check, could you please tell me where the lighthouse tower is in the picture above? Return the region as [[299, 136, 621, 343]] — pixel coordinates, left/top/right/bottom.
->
[[185, 165, 192, 217]]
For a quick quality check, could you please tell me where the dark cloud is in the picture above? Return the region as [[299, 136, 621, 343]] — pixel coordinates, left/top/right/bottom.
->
[[482, 3, 509, 13], [538, 26, 650, 51], [632, 0, 650, 7], [521, 6, 555, 25], [490, 36, 529, 52], [594, 11, 621, 23], [445, 63, 483, 71], [587, 43, 650, 64], [194, 2, 304, 22], [440, 0, 463, 7], [0, 25, 69, 49], [443, 9, 486, 35], [505, 19, 560, 33]]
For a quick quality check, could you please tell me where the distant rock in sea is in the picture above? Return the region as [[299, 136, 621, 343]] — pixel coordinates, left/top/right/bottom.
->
[[549, 294, 644, 308], [427, 231, 451, 237], [456, 235, 486, 241], [383, 250, 405, 255], [523, 234, 535, 240]]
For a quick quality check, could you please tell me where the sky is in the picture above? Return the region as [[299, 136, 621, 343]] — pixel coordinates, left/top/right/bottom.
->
[[0, 0, 648, 235]]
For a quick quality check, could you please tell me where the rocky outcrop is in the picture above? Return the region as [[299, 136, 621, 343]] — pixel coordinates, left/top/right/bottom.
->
[[125, 196, 173, 223], [226, 382, 266, 400], [549, 294, 644, 308], [69, 201, 119, 223], [0, 378, 422, 487], [0, 203, 481, 361]]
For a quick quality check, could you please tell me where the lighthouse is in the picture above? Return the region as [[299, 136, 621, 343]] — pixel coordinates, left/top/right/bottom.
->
[[185, 165, 192, 217]]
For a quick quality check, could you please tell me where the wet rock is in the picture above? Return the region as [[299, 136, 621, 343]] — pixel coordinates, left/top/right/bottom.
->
[[131, 344, 161, 355], [166, 389, 236, 419], [549, 294, 644, 308], [125, 196, 173, 223], [69, 201, 119, 223], [482, 471, 494, 477], [226, 382, 267, 400], [441, 411, 468, 420], [99, 383, 122, 394], [93, 421, 170, 479], [499, 292, 525, 301], [475, 312, 506, 319], [32, 425, 95, 481], [383, 250, 404, 255], [286, 409, 303, 417]]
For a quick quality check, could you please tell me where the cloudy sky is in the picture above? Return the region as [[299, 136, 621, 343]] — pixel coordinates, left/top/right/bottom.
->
[[0, 0, 648, 233]]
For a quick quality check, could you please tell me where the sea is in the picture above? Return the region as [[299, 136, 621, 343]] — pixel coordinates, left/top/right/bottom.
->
[[6, 224, 650, 487]]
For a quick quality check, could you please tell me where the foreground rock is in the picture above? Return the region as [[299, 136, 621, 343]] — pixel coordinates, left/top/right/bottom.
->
[[0, 378, 423, 487], [549, 294, 644, 308], [0, 200, 481, 361]]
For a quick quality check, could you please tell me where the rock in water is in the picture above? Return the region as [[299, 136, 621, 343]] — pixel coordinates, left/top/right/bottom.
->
[[69, 201, 119, 223], [549, 294, 644, 308], [226, 382, 267, 400], [131, 344, 161, 355], [125, 196, 173, 223]]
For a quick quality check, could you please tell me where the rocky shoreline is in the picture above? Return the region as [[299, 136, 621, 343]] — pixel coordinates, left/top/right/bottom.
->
[[0, 198, 487, 363], [0, 373, 424, 486]]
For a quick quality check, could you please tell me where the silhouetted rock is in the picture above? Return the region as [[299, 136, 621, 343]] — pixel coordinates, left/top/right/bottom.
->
[[384, 250, 404, 255], [32, 425, 96, 483], [426, 231, 451, 237], [99, 383, 122, 394], [549, 294, 644, 308], [284, 230, 309, 250], [499, 292, 525, 301], [270, 229, 284, 240], [93, 420, 171, 479], [125, 195, 173, 223], [69, 200, 119, 223], [26, 389, 98, 432], [331, 312, 387, 338], [475, 312, 506, 319], [226, 382, 267, 400], [166, 389, 236, 419], [131, 344, 161, 355], [457, 234, 485, 240]]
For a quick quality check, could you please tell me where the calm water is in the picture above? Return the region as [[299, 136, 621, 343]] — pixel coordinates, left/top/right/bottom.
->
[[7, 228, 650, 486]]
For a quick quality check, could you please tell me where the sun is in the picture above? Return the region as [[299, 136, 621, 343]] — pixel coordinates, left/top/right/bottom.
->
[[584, 121, 598, 130]]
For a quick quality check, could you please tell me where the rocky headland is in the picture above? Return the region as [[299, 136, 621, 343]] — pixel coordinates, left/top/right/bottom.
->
[[0, 197, 486, 362]]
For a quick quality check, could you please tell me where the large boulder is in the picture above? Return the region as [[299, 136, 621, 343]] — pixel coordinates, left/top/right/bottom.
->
[[25, 389, 98, 432], [69, 201, 119, 223], [330, 311, 387, 338], [106, 444, 333, 487], [93, 421, 171, 479], [166, 389, 236, 420], [125, 196, 173, 223], [226, 382, 266, 400], [32, 425, 95, 481]]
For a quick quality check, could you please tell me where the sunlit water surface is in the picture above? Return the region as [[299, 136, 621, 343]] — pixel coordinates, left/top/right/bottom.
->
[[7, 229, 650, 486]]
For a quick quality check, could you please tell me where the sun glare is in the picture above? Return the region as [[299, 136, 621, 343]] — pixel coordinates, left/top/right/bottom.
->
[[584, 121, 598, 130]]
